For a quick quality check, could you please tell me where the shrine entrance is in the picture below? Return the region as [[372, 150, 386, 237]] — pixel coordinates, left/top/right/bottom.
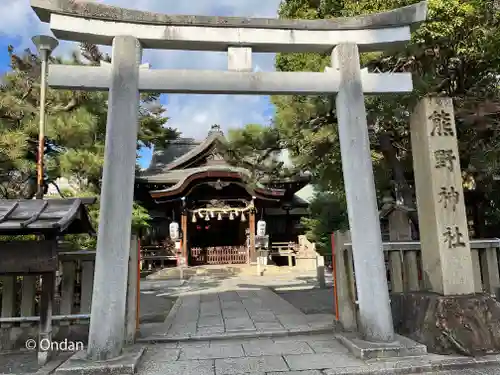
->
[[188, 216, 247, 265], [184, 194, 256, 266]]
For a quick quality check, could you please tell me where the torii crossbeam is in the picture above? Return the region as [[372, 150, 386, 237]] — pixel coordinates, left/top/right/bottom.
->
[[49, 65, 413, 95]]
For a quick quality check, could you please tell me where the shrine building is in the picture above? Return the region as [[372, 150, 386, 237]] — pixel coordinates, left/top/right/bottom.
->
[[134, 125, 312, 266]]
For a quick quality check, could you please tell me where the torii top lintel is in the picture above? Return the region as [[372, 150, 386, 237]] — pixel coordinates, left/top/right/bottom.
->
[[31, 0, 428, 53], [32, 0, 427, 30]]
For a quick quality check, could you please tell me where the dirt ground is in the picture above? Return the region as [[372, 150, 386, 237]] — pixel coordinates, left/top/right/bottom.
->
[[274, 286, 336, 315], [0, 351, 73, 374], [139, 290, 177, 323]]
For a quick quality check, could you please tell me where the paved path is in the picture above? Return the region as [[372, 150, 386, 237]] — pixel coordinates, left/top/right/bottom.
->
[[135, 272, 500, 374], [166, 289, 332, 339], [4, 271, 500, 374], [420, 369, 500, 375], [140, 275, 334, 340], [136, 332, 500, 375]]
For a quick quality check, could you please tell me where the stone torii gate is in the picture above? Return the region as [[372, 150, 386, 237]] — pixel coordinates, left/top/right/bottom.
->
[[31, 0, 428, 361]]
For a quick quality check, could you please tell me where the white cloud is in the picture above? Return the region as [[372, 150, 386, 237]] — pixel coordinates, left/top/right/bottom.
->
[[166, 94, 273, 139], [0, 0, 42, 38], [1, 0, 282, 140]]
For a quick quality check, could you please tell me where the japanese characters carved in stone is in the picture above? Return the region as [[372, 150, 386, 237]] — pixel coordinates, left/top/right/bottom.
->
[[438, 186, 459, 211], [429, 110, 454, 136], [443, 226, 466, 249], [434, 149, 456, 171]]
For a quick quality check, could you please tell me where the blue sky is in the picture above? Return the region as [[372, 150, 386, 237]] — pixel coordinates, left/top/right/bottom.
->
[[0, 37, 18, 74], [0, 0, 281, 169]]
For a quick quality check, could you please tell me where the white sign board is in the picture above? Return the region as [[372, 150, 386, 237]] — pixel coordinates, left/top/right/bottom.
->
[[177, 256, 186, 267], [169, 222, 179, 240], [257, 220, 266, 237]]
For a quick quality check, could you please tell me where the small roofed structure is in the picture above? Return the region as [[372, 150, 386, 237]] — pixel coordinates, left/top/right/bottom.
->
[[0, 198, 95, 237], [0, 198, 95, 365], [379, 195, 416, 242]]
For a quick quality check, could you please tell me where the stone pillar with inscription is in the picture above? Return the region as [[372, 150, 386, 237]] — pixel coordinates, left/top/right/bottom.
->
[[410, 97, 475, 295]]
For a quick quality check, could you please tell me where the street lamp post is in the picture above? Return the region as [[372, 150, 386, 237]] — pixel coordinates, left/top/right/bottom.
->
[[31, 35, 58, 199]]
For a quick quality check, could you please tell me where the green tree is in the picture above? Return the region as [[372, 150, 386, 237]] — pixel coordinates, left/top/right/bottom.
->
[[301, 190, 349, 255], [274, 0, 500, 242], [0, 43, 179, 247], [223, 123, 295, 182]]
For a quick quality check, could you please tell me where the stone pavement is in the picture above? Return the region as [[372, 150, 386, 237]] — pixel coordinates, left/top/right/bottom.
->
[[4, 271, 499, 375], [135, 272, 500, 374], [422, 370, 500, 375], [135, 332, 500, 375], [139, 276, 334, 340]]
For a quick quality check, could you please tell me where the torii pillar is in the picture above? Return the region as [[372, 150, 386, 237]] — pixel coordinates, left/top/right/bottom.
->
[[333, 44, 395, 342], [86, 36, 142, 360]]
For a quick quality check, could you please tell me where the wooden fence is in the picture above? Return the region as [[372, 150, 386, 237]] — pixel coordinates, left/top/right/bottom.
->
[[269, 242, 297, 266], [0, 239, 138, 350], [191, 246, 248, 265], [333, 230, 500, 331], [140, 245, 177, 274], [140, 242, 299, 269]]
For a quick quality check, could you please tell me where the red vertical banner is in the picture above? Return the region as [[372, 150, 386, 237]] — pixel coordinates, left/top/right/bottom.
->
[[181, 213, 187, 266], [136, 238, 141, 330], [177, 240, 183, 266], [331, 232, 340, 321]]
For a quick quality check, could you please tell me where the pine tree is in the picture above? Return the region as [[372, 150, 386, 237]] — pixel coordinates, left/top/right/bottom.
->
[[0, 43, 179, 247]]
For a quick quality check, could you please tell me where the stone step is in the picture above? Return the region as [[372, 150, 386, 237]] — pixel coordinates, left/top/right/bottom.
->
[[145, 264, 298, 280], [146, 266, 239, 280], [137, 324, 338, 343], [336, 332, 428, 360]]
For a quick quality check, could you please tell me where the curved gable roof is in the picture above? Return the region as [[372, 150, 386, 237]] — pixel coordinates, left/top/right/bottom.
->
[[163, 127, 225, 171], [146, 138, 200, 173], [148, 165, 286, 201]]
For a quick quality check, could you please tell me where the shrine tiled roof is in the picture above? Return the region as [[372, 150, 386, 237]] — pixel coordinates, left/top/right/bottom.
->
[[146, 138, 200, 173], [142, 124, 226, 175]]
